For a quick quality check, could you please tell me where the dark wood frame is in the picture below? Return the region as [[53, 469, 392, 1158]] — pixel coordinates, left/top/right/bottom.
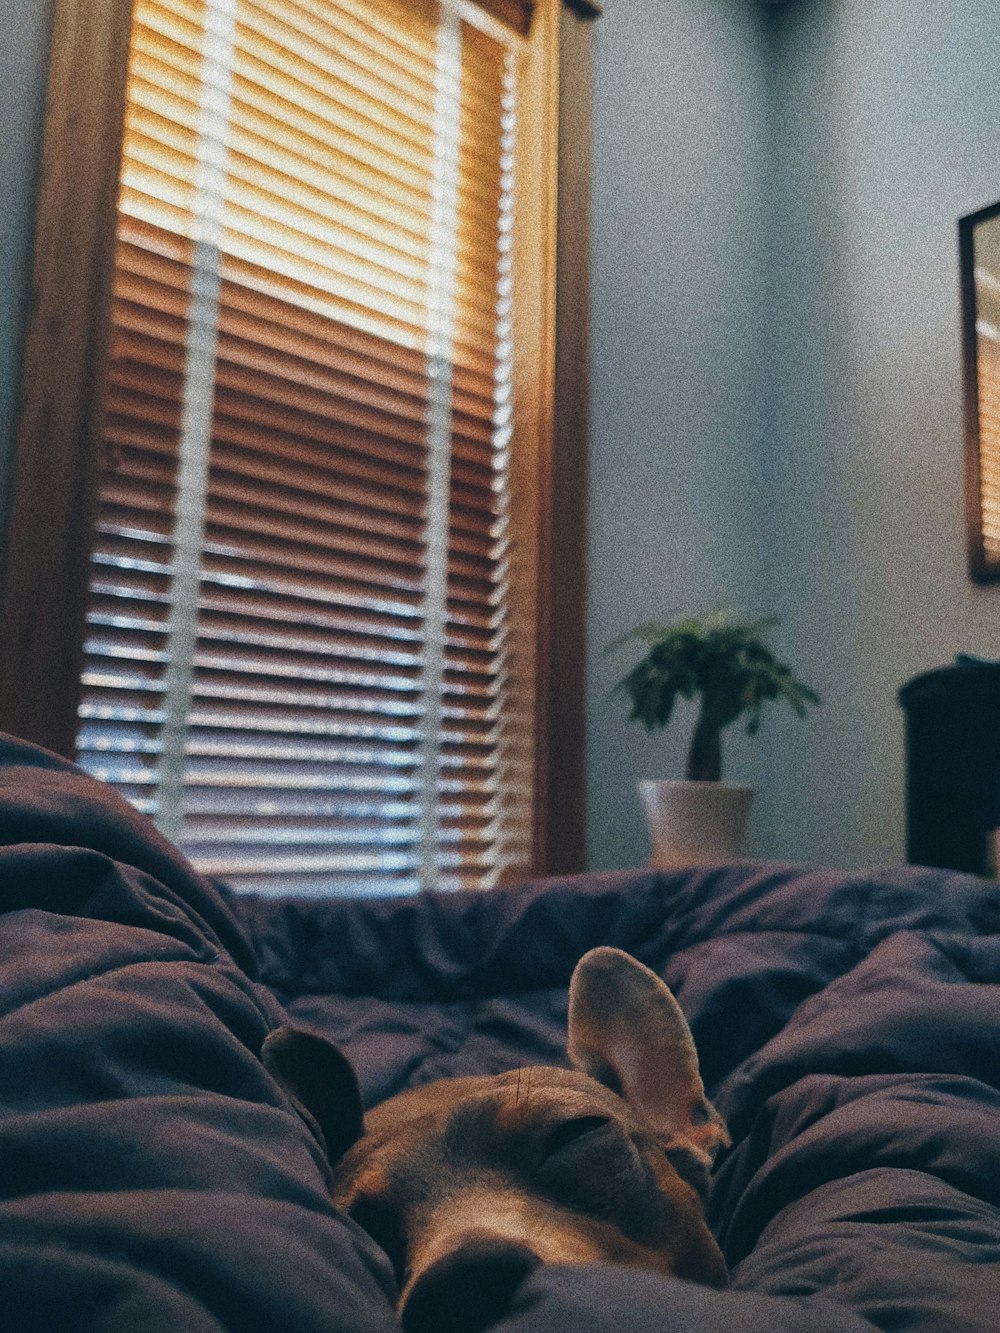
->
[[0, 0, 594, 877], [959, 197, 1000, 584], [540, 1, 593, 873], [0, 0, 135, 759]]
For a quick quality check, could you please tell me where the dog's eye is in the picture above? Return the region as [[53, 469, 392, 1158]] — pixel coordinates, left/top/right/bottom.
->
[[541, 1115, 612, 1160], [536, 1115, 646, 1217], [347, 1195, 406, 1278]]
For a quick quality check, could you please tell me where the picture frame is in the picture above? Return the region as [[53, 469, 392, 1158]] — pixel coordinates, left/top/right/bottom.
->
[[959, 197, 1000, 582]]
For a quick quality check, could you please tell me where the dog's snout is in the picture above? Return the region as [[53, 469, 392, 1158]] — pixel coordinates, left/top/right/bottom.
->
[[401, 1238, 540, 1333]]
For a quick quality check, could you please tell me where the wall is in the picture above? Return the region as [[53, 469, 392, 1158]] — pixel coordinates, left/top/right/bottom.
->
[[0, 0, 53, 544], [756, 0, 1000, 867], [586, 0, 1000, 872], [585, 0, 776, 871]]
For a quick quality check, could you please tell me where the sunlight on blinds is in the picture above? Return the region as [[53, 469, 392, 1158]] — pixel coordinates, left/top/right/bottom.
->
[[975, 303, 1000, 559], [977, 329, 1000, 557], [75, 0, 538, 895]]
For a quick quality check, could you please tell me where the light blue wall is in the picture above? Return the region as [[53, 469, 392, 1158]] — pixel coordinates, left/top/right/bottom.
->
[[587, 0, 1000, 871], [586, 0, 776, 870], [756, 0, 1000, 866], [0, 0, 53, 542]]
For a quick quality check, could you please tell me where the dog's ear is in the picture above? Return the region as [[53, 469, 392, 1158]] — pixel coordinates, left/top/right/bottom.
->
[[567, 948, 729, 1170], [262, 1025, 364, 1164]]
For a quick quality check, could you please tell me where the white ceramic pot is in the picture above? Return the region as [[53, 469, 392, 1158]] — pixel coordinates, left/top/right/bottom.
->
[[639, 779, 754, 868]]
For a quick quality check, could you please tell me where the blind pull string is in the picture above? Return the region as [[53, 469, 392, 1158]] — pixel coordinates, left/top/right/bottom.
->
[[156, 0, 238, 845], [419, 3, 463, 892]]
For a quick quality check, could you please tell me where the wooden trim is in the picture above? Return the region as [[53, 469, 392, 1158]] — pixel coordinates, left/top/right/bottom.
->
[[0, 0, 134, 755], [509, 0, 557, 878], [470, 0, 534, 38], [538, 0, 592, 874], [959, 198, 1000, 584]]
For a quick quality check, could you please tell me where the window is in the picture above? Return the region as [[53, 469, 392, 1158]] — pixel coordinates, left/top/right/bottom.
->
[[0, 0, 594, 892]]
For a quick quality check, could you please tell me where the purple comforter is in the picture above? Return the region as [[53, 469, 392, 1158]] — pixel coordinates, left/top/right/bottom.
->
[[2, 731, 999, 1330]]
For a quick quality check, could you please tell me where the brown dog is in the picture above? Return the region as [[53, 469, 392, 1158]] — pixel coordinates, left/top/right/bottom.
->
[[263, 947, 730, 1332]]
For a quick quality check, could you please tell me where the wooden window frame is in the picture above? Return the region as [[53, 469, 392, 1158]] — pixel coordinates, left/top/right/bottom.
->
[[0, 0, 595, 877]]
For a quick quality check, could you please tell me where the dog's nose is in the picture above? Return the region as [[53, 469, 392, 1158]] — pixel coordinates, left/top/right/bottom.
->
[[400, 1238, 541, 1333]]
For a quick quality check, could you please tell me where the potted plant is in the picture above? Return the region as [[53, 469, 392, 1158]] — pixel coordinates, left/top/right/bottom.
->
[[607, 613, 820, 866]]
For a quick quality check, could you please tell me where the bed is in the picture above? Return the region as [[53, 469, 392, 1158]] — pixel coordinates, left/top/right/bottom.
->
[[2, 729, 999, 1330]]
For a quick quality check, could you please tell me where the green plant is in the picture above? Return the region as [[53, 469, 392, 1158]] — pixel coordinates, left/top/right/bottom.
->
[[607, 614, 820, 783]]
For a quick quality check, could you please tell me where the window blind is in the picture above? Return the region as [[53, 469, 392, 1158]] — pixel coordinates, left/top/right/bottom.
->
[[76, 0, 542, 895], [974, 297, 1000, 561], [976, 329, 1000, 559]]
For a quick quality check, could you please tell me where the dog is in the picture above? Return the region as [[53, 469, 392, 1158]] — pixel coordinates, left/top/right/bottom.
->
[[263, 947, 730, 1333]]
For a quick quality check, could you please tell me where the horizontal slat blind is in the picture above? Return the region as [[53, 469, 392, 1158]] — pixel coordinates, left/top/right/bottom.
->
[[970, 222, 1000, 573], [76, 0, 539, 895], [976, 322, 1000, 560]]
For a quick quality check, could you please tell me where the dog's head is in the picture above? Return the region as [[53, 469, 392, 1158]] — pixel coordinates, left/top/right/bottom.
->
[[263, 947, 729, 1332]]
